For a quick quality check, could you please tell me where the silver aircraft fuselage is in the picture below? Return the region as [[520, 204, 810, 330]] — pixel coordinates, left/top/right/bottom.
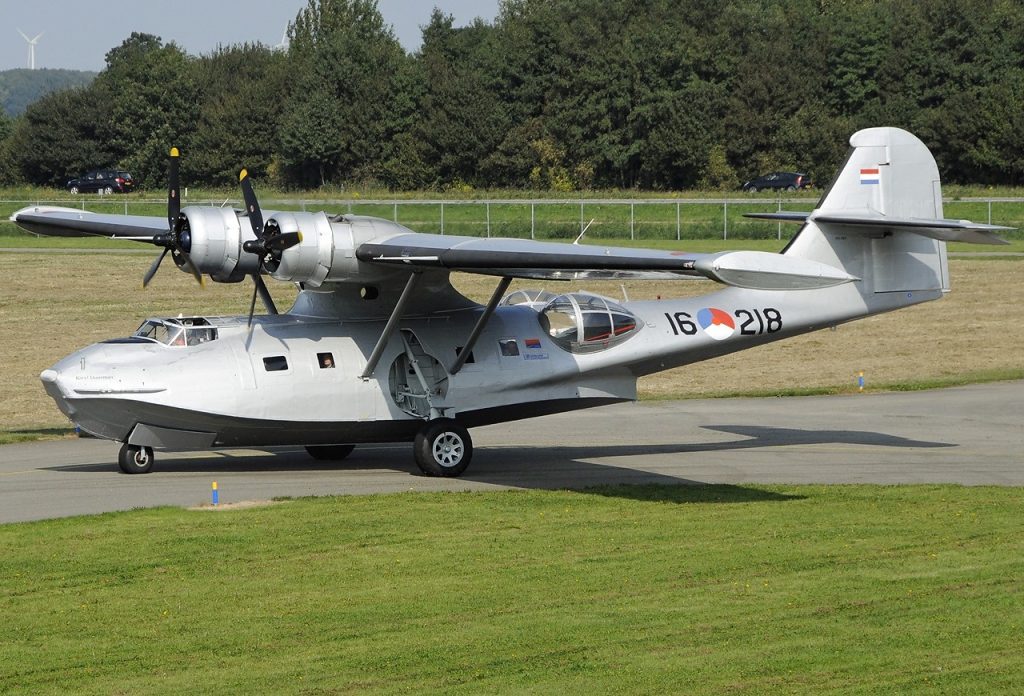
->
[[39, 278, 940, 452]]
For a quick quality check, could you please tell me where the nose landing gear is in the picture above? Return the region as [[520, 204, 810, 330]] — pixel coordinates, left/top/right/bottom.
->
[[118, 443, 154, 474]]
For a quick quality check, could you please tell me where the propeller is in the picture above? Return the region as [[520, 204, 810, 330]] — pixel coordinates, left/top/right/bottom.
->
[[143, 147, 204, 288], [239, 169, 302, 327]]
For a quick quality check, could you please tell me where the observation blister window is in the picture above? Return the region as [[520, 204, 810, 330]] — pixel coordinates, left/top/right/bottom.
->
[[539, 294, 640, 353]]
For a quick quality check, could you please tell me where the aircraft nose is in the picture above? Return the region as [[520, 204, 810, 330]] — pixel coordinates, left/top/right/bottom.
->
[[40, 368, 59, 384]]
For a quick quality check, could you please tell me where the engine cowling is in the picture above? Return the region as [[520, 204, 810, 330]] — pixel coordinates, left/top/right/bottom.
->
[[179, 206, 260, 282], [265, 213, 412, 287], [178, 207, 414, 288]]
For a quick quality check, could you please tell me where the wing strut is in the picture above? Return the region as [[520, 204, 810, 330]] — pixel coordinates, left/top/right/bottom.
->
[[359, 271, 422, 380], [450, 276, 513, 376]]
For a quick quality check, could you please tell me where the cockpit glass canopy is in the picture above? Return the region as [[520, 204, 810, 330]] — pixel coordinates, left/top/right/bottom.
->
[[500, 289, 558, 307], [538, 293, 640, 353], [134, 317, 218, 347]]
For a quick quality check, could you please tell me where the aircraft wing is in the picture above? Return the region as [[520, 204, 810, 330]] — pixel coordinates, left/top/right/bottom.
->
[[10, 205, 169, 240], [356, 232, 857, 290]]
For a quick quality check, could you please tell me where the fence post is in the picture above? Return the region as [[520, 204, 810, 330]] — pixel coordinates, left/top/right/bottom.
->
[[486, 201, 491, 238], [988, 200, 992, 225], [723, 200, 728, 240], [777, 198, 782, 240], [393, 202, 398, 223], [440, 202, 445, 235], [630, 202, 635, 241], [580, 200, 584, 236], [676, 201, 680, 241], [531, 203, 535, 239]]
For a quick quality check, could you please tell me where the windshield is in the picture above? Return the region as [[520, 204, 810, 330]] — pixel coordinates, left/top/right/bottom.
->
[[134, 318, 218, 347]]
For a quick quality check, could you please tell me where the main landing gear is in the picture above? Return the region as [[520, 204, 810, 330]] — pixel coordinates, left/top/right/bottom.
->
[[118, 443, 154, 474], [303, 420, 473, 477], [115, 420, 475, 477], [414, 418, 473, 477]]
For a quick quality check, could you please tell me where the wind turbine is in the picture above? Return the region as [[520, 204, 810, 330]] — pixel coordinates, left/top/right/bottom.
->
[[17, 29, 43, 70], [274, 23, 289, 51]]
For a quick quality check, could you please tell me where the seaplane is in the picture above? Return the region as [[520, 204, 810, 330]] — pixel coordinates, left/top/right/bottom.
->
[[11, 128, 1007, 475]]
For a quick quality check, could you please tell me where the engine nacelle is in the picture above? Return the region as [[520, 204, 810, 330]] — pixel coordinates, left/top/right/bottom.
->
[[180, 206, 259, 282], [266, 213, 412, 287]]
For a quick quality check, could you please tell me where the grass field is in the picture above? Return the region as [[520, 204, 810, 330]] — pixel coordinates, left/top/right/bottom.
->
[[1, 485, 1022, 692]]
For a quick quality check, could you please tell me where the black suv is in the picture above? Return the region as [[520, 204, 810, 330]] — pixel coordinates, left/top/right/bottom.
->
[[66, 170, 135, 194], [741, 171, 812, 193]]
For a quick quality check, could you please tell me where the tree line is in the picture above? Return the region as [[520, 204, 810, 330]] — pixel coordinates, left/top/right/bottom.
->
[[1, 0, 1023, 192]]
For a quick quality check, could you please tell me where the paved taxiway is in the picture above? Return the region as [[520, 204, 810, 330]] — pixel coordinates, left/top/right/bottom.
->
[[2, 381, 1021, 523]]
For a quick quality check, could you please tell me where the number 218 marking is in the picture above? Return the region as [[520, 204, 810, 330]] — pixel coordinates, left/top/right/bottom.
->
[[735, 308, 782, 335]]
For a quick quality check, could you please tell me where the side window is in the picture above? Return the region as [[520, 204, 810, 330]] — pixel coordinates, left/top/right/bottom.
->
[[317, 352, 335, 369], [263, 356, 289, 372]]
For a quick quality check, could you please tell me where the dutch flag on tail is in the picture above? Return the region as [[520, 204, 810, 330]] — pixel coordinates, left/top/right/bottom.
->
[[860, 167, 880, 185]]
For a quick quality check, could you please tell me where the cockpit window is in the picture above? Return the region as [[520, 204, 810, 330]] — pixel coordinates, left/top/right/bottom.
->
[[500, 289, 558, 307], [539, 293, 641, 353], [133, 318, 219, 347]]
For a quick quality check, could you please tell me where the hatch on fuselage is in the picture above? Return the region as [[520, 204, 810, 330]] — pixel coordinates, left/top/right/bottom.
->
[[388, 330, 448, 418]]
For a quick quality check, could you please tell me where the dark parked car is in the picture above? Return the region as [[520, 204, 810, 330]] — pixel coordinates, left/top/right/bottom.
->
[[66, 169, 135, 194], [741, 171, 812, 193]]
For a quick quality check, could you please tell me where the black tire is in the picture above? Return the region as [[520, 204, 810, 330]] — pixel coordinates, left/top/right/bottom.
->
[[414, 419, 472, 477], [118, 443, 154, 474], [786, 185, 796, 191], [69, 186, 79, 194], [305, 444, 355, 461], [102, 186, 113, 195], [747, 186, 758, 193]]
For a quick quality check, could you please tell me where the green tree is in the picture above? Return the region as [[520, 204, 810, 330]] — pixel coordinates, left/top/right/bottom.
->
[[188, 44, 289, 186], [6, 88, 112, 186], [93, 33, 200, 188], [414, 11, 509, 187], [279, 0, 409, 187]]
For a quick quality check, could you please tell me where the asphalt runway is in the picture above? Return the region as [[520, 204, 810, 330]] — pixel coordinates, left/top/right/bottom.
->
[[2, 382, 1021, 524]]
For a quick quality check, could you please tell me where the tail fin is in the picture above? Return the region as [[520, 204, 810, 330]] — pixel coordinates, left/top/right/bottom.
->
[[760, 128, 1008, 298]]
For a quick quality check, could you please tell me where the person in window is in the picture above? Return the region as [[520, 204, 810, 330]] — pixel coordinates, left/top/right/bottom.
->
[[319, 353, 334, 368]]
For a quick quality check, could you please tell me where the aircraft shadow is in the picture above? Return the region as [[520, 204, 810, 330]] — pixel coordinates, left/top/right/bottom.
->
[[44, 421, 946, 481]]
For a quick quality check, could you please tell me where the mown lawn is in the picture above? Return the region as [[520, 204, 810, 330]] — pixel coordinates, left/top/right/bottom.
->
[[1, 485, 1022, 693]]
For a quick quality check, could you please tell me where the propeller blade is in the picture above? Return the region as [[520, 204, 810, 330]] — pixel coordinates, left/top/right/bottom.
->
[[167, 147, 180, 231], [265, 231, 303, 252], [254, 274, 279, 315], [142, 248, 170, 288], [240, 169, 263, 237], [247, 275, 260, 328], [177, 249, 205, 287]]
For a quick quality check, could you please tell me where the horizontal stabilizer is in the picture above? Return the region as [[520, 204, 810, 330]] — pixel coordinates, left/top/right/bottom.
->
[[746, 210, 1010, 245], [815, 211, 1011, 245], [693, 251, 857, 290], [745, 211, 811, 223]]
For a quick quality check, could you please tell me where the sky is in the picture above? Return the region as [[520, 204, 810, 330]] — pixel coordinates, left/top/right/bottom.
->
[[0, 0, 502, 72]]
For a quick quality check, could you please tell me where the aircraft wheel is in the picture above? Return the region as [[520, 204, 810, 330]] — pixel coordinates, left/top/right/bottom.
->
[[118, 443, 154, 474], [414, 419, 472, 477], [305, 444, 355, 461]]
